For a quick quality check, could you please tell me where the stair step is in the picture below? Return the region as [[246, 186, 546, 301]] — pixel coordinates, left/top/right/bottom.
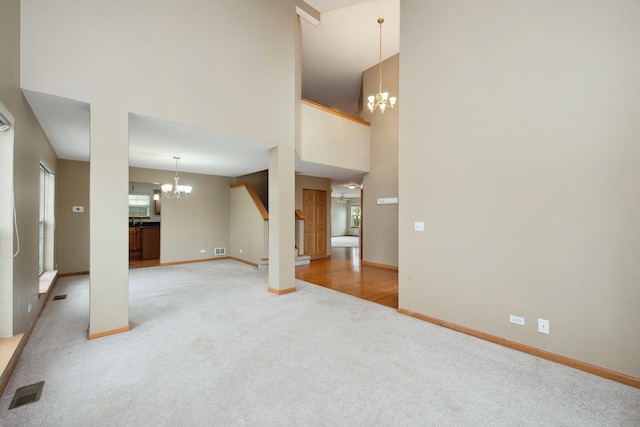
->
[[258, 255, 311, 270]]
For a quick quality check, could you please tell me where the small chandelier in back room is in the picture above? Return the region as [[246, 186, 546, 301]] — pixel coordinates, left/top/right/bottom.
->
[[367, 18, 397, 115], [162, 156, 192, 199]]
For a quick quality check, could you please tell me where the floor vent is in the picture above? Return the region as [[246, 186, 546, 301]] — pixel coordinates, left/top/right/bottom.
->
[[215, 247, 226, 256], [53, 295, 67, 300], [9, 381, 44, 409]]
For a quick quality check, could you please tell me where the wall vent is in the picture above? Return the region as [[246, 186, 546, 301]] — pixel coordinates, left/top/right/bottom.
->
[[214, 247, 226, 256], [9, 381, 44, 409]]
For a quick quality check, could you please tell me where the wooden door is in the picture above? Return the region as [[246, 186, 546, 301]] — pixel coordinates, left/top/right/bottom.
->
[[303, 189, 327, 260]]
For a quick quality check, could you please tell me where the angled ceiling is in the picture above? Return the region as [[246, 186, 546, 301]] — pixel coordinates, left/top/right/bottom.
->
[[302, 0, 399, 117], [24, 0, 399, 198]]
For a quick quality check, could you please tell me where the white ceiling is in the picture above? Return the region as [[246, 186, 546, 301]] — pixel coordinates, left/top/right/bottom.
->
[[24, 0, 399, 199]]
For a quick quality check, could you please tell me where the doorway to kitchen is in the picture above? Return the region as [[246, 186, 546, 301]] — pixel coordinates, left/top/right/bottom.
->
[[128, 182, 161, 269]]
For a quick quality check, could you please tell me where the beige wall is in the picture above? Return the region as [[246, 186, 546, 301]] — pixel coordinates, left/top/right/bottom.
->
[[130, 168, 232, 264], [331, 199, 348, 236], [399, 0, 640, 378], [21, 0, 297, 148], [362, 54, 399, 268], [0, 0, 58, 335], [56, 164, 232, 272], [234, 171, 269, 208], [299, 101, 370, 172], [230, 186, 268, 265], [295, 175, 332, 257], [56, 160, 90, 274]]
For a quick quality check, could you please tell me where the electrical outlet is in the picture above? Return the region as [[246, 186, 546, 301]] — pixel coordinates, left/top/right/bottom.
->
[[414, 221, 425, 232], [28, 303, 32, 313], [509, 315, 525, 326], [200, 249, 206, 254], [538, 318, 550, 334], [239, 249, 243, 254]]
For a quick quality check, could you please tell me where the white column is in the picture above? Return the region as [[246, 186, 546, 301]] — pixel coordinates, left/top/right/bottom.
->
[[267, 145, 296, 294], [88, 105, 129, 338]]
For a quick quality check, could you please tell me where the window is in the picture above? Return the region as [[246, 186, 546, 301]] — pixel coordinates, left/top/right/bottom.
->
[[129, 195, 151, 218], [350, 205, 361, 228], [39, 163, 55, 274]]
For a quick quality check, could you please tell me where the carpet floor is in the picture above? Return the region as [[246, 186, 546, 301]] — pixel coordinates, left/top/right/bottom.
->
[[0, 260, 638, 426]]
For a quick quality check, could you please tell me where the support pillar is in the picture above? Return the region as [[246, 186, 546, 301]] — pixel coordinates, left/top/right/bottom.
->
[[267, 145, 296, 294], [88, 105, 129, 339]]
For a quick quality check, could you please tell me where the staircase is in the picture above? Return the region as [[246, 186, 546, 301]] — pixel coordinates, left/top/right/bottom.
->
[[258, 247, 310, 270]]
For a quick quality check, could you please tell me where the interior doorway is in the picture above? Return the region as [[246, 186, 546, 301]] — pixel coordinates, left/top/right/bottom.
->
[[330, 190, 361, 256], [303, 189, 327, 260]]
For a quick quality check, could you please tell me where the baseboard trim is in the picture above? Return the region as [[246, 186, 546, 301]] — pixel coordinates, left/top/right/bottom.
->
[[267, 287, 297, 295], [397, 307, 640, 389], [362, 261, 398, 271], [58, 270, 90, 277], [0, 273, 59, 397], [229, 257, 258, 268], [160, 257, 229, 267], [88, 325, 130, 340]]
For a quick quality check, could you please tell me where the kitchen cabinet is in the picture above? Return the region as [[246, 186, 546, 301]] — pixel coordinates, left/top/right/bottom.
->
[[141, 227, 161, 260], [129, 227, 141, 252]]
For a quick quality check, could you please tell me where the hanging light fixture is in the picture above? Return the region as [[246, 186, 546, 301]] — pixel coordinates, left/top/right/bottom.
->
[[367, 18, 397, 115], [161, 156, 192, 199], [338, 193, 348, 204]]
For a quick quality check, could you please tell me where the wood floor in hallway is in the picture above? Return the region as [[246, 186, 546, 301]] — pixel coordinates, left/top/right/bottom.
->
[[295, 247, 399, 308]]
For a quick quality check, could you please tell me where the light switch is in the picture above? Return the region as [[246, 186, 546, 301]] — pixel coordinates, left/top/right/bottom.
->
[[414, 221, 424, 232]]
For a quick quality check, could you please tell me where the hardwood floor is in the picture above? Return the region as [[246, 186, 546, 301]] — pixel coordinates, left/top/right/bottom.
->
[[295, 246, 398, 308], [129, 258, 160, 269]]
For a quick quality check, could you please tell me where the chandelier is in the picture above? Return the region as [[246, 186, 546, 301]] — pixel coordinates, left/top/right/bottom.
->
[[367, 18, 397, 114], [161, 156, 192, 199], [338, 193, 348, 204]]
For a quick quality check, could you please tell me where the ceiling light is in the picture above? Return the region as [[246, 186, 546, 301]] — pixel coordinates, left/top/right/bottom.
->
[[161, 156, 192, 199], [367, 18, 397, 115], [348, 184, 357, 190]]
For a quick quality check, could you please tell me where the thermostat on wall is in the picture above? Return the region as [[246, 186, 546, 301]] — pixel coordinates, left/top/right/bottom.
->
[[72, 206, 85, 213], [377, 197, 398, 205]]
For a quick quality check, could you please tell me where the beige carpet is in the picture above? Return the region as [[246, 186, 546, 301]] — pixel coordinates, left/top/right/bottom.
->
[[0, 260, 638, 426]]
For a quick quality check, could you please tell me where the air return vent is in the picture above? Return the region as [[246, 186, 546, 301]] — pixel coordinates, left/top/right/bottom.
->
[[214, 247, 226, 256], [9, 381, 44, 409]]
